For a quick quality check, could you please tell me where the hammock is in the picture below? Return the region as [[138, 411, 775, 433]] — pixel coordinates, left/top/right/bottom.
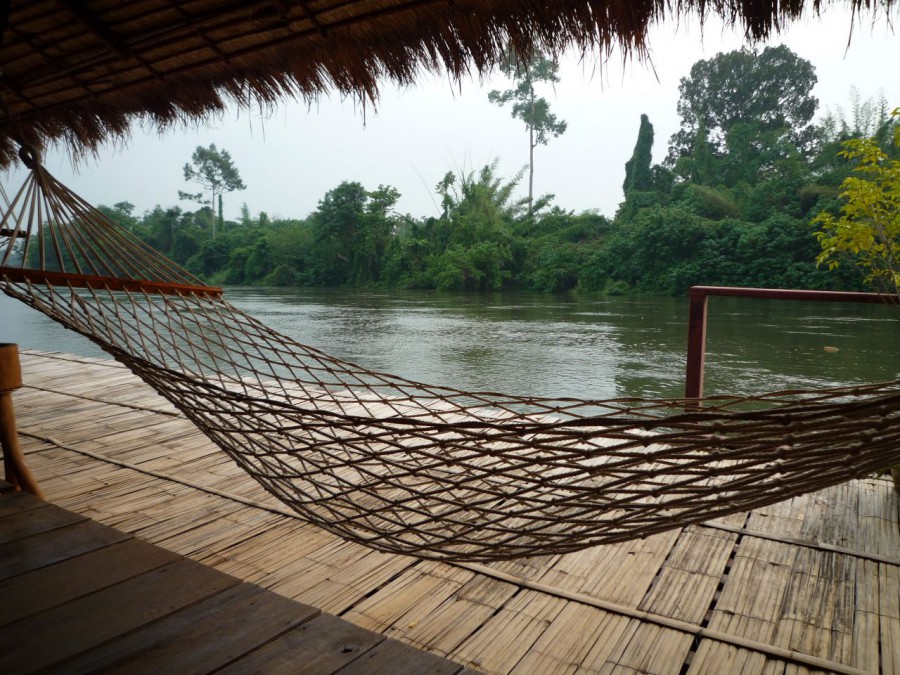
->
[[2, 150, 899, 562]]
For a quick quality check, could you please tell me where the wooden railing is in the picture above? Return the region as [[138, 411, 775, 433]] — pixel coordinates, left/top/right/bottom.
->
[[684, 286, 897, 400]]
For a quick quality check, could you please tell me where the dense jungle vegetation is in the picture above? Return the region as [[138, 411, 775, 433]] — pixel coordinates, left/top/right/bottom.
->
[[98, 46, 899, 295]]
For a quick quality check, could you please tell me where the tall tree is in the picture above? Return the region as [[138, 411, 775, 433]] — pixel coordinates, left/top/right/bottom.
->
[[667, 46, 817, 163], [618, 114, 659, 219], [489, 47, 567, 215], [623, 114, 654, 195], [179, 144, 246, 238]]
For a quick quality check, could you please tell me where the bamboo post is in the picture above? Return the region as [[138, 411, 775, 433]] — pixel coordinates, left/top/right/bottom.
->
[[0, 344, 43, 498]]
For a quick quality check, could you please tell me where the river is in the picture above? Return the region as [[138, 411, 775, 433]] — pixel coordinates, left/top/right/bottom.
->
[[1, 288, 898, 400]]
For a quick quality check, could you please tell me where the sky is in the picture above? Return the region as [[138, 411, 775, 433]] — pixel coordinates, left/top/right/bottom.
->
[[3, 8, 899, 222]]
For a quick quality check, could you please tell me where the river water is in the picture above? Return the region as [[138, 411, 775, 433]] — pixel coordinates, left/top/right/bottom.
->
[[1, 287, 898, 399]]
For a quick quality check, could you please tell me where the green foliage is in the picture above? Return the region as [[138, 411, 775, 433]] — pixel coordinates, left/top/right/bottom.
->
[[179, 144, 246, 238], [428, 242, 512, 290], [169, 229, 201, 265], [623, 115, 654, 194], [669, 46, 817, 162], [245, 238, 274, 282], [308, 181, 399, 286], [814, 109, 900, 297], [267, 263, 298, 286], [488, 48, 567, 146], [620, 115, 670, 220], [683, 184, 739, 220], [186, 237, 238, 277], [819, 90, 893, 144], [675, 122, 715, 185], [382, 162, 547, 290], [527, 241, 581, 292], [97, 201, 139, 232]]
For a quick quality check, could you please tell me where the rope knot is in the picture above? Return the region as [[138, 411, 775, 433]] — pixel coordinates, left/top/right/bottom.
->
[[18, 144, 40, 169]]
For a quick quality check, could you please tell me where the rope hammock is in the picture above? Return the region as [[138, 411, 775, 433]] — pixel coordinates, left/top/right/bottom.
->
[[2, 151, 899, 562]]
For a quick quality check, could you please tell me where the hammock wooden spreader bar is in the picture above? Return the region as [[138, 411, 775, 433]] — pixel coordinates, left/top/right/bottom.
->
[[0, 147, 211, 295], [1, 268, 221, 297], [2, 159, 899, 562]]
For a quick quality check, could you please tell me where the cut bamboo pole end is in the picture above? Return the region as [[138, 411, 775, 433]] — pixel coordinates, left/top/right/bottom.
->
[[0, 344, 43, 499], [0, 343, 23, 391]]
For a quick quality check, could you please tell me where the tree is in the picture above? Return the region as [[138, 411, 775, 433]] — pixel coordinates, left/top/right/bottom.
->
[[142, 205, 187, 254], [310, 181, 400, 285], [819, 89, 893, 142], [623, 114, 654, 195], [488, 47, 567, 215], [437, 161, 528, 245], [618, 114, 660, 219], [179, 144, 246, 238], [813, 109, 900, 298], [668, 46, 817, 163], [98, 201, 139, 232]]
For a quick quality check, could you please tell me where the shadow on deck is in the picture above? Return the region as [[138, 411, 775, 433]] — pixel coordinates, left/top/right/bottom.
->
[[0, 481, 470, 673]]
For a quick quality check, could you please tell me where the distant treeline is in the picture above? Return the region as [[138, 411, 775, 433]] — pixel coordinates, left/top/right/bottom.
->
[[99, 47, 898, 295]]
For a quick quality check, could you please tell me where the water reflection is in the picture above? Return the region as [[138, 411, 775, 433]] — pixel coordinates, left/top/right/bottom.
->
[[0, 292, 105, 358], [2, 288, 897, 399], [705, 297, 900, 394]]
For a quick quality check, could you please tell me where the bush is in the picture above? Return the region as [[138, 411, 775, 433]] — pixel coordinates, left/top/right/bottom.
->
[[684, 184, 739, 220], [602, 280, 630, 295], [266, 264, 299, 287]]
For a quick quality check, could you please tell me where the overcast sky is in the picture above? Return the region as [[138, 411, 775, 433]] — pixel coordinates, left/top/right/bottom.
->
[[4, 8, 899, 222]]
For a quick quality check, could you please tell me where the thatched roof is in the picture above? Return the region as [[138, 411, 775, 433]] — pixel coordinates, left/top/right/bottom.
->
[[0, 0, 893, 168]]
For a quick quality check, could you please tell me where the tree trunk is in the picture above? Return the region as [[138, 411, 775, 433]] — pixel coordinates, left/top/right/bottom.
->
[[528, 90, 535, 217], [218, 193, 224, 237], [210, 191, 218, 238]]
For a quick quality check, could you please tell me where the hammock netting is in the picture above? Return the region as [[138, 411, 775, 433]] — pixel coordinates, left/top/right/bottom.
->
[[2, 155, 899, 562]]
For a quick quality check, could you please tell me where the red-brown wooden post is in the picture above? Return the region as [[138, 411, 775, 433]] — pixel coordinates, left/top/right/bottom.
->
[[684, 289, 708, 401], [0, 344, 43, 497]]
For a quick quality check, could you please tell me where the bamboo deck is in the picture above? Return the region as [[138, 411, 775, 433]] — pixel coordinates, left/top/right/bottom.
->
[[8, 350, 900, 675], [0, 479, 468, 674]]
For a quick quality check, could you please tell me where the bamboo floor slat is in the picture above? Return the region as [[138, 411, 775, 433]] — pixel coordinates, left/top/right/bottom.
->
[[0, 482, 468, 674], [7, 349, 900, 675]]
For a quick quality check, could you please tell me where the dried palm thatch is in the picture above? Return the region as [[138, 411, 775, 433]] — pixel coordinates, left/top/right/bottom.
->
[[0, 0, 895, 169], [2, 155, 899, 561]]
